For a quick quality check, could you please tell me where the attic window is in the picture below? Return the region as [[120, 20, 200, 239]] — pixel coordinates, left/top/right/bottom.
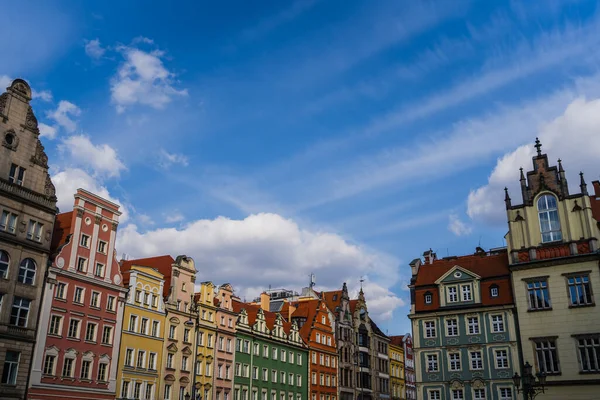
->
[[454, 271, 462, 278], [333, 294, 338, 301], [424, 292, 432, 304], [490, 284, 499, 298]]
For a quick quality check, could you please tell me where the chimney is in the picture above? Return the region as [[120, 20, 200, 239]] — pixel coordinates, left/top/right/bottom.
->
[[593, 180, 600, 197], [260, 292, 270, 311], [288, 303, 296, 320], [423, 249, 437, 264]]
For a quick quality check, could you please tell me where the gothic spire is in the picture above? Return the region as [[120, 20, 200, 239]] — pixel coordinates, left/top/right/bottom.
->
[[558, 159, 564, 172], [504, 187, 511, 209], [580, 171, 588, 195]]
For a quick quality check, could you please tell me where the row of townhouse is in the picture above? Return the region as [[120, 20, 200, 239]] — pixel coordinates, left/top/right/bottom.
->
[[408, 140, 600, 400]]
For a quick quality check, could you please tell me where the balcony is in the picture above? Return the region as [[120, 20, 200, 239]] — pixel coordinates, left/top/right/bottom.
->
[[0, 324, 35, 340], [0, 178, 56, 211]]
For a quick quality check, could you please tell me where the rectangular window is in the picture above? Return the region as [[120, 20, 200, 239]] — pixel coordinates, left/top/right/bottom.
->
[[183, 328, 190, 343], [74, 287, 84, 304], [491, 286, 499, 297], [452, 389, 464, 400], [272, 348, 277, 359], [129, 315, 138, 332], [533, 338, 560, 374], [167, 353, 174, 369], [122, 382, 130, 398], [425, 321, 436, 338], [85, 323, 97, 342], [164, 384, 172, 400], [495, 349, 509, 369], [449, 353, 461, 371], [26, 220, 43, 242], [94, 263, 105, 277], [49, 315, 62, 336], [446, 319, 458, 336], [56, 282, 67, 299], [567, 275, 594, 306], [102, 325, 113, 344], [577, 336, 600, 372], [91, 291, 100, 308], [76, 257, 87, 273], [527, 279, 551, 310], [152, 294, 158, 307], [80, 234, 90, 248], [0, 210, 18, 234], [80, 359, 91, 379], [137, 350, 146, 368], [97, 363, 107, 381], [134, 382, 142, 399], [67, 319, 80, 338], [253, 366, 258, 379], [152, 321, 160, 337], [467, 316, 480, 334], [8, 163, 25, 185], [428, 390, 441, 400], [182, 356, 189, 371], [43, 354, 56, 375], [98, 240, 107, 253], [491, 315, 505, 333], [145, 384, 153, 400], [461, 285, 472, 301], [107, 295, 115, 311], [499, 388, 512, 400], [169, 325, 176, 339], [447, 286, 458, 302], [426, 354, 438, 372], [140, 318, 149, 335], [470, 351, 483, 370], [125, 349, 134, 366], [62, 357, 73, 377]]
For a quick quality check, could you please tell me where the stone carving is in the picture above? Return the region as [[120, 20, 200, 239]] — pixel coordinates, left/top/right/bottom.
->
[[492, 334, 506, 342], [31, 139, 49, 168], [498, 370, 511, 378], [425, 339, 436, 347], [76, 209, 85, 218], [447, 338, 459, 345], [19, 220, 26, 233], [12, 81, 30, 97], [428, 374, 440, 381], [25, 106, 39, 133], [468, 336, 482, 343], [44, 174, 56, 200], [2, 129, 18, 151], [56, 257, 65, 268], [111, 222, 118, 231], [95, 215, 102, 224], [0, 93, 8, 116], [472, 371, 484, 378]]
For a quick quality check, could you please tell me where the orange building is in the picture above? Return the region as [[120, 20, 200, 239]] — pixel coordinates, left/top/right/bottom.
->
[[291, 299, 338, 400]]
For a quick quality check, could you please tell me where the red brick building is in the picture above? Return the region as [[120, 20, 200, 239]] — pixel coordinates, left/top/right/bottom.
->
[[291, 299, 338, 400], [28, 189, 127, 399]]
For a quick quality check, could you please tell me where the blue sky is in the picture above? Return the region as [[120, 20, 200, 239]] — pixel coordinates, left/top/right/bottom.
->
[[3, 0, 600, 335]]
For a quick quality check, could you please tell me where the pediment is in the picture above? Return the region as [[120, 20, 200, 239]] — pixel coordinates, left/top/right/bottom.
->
[[164, 374, 176, 382], [182, 346, 192, 356], [167, 343, 178, 352], [170, 317, 180, 324], [180, 376, 190, 384], [435, 266, 480, 285], [99, 354, 111, 361]]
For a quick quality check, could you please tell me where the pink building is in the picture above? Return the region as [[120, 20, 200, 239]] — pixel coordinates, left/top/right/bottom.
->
[[28, 189, 127, 399], [403, 334, 415, 400], [213, 283, 237, 399]]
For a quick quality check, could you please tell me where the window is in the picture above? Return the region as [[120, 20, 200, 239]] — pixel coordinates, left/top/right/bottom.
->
[[152, 321, 160, 337], [152, 294, 158, 307], [122, 382, 130, 398], [449, 353, 461, 371], [137, 350, 146, 368], [80, 360, 91, 379], [297, 353, 302, 365], [447, 286, 458, 302], [62, 358, 74, 377], [164, 384, 172, 400], [134, 382, 142, 400], [27, 220, 43, 242], [125, 349, 134, 366], [76, 257, 87, 273], [145, 384, 154, 400], [49, 315, 62, 336], [297, 374, 301, 387], [208, 334, 213, 347], [281, 349, 286, 362], [490, 285, 499, 298], [94, 263, 105, 277], [98, 363, 108, 381], [272, 370, 277, 383], [461, 284, 472, 301], [252, 366, 258, 379], [467, 316, 479, 334], [567, 275, 594, 306], [426, 354, 438, 372], [491, 315, 505, 333], [424, 292, 432, 304], [577, 335, 600, 372], [446, 319, 458, 336], [499, 388, 513, 400], [182, 356, 189, 371], [425, 321, 436, 338], [169, 325, 176, 339], [74, 287, 84, 304], [102, 326, 113, 344], [18, 258, 36, 284], [0, 211, 17, 234], [80, 234, 90, 247], [8, 163, 25, 185], [98, 240, 107, 253], [107, 296, 115, 311], [135, 290, 142, 303], [533, 338, 560, 374], [167, 353, 174, 369], [527, 279, 551, 310], [473, 388, 485, 399], [129, 315, 138, 332], [10, 297, 30, 327], [272, 348, 277, 359], [428, 390, 441, 400], [452, 389, 464, 400], [184, 329, 190, 343], [91, 291, 100, 308], [43, 354, 56, 375], [85, 323, 97, 342], [0, 250, 9, 279], [280, 371, 285, 384], [495, 349, 509, 369], [470, 351, 483, 370], [538, 194, 562, 242]]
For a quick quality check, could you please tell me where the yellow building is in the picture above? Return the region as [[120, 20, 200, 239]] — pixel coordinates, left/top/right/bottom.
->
[[117, 258, 168, 400], [389, 337, 405, 400], [193, 281, 218, 400], [505, 140, 600, 400]]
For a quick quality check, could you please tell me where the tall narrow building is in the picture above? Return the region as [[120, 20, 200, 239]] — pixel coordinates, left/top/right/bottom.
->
[[212, 283, 237, 400], [504, 140, 600, 399], [28, 189, 127, 399], [193, 281, 218, 400], [401, 335, 415, 400], [0, 79, 58, 400]]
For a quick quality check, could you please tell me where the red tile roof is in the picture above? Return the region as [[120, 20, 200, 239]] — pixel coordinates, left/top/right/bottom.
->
[[414, 251, 510, 286], [120, 255, 175, 296], [232, 299, 294, 335], [51, 211, 73, 255], [349, 299, 358, 314], [389, 335, 405, 347], [291, 300, 320, 342], [322, 290, 343, 313], [591, 181, 600, 225]]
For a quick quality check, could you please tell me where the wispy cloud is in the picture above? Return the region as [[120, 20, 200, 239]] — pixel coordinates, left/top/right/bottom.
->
[[84, 38, 106, 59], [48, 100, 81, 133], [158, 149, 189, 168], [448, 214, 472, 236], [59, 135, 126, 178]]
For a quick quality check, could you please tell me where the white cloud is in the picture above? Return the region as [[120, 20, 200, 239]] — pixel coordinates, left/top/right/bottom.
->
[[467, 97, 600, 224], [117, 213, 405, 321], [137, 214, 154, 226], [0, 75, 11, 89], [39, 123, 58, 139], [52, 168, 128, 222], [448, 214, 472, 236], [159, 149, 189, 168], [165, 211, 185, 223], [32, 89, 52, 102], [110, 42, 187, 113], [59, 135, 126, 178], [48, 100, 81, 133], [84, 38, 106, 59]]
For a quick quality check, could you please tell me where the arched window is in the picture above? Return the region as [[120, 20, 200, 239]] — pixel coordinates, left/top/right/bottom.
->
[[18, 258, 36, 285], [537, 194, 562, 243], [0, 250, 9, 279]]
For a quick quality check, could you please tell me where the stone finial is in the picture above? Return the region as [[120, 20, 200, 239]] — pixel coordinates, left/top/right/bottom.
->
[[504, 187, 511, 208], [534, 137, 542, 156], [580, 171, 588, 195], [519, 167, 525, 181], [558, 159, 564, 173]]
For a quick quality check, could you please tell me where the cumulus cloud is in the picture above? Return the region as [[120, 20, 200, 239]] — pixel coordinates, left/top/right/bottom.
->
[[0, 75, 11, 89], [48, 100, 81, 133], [59, 135, 126, 178], [110, 41, 187, 113], [117, 213, 405, 321], [39, 123, 58, 140], [159, 149, 189, 168], [165, 211, 185, 223], [468, 97, 600, 224], [448, 214, 472, 236], [84, 38, 106, 59], [52, 168, 128, 222], [32, 89, 52, 102]]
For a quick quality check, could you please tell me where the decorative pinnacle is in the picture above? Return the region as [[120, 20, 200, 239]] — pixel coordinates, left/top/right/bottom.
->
[[558, 159, 564, 172], [534, 137, 542, 156], [519, 167, 525, 181], [580, 171, 588, 195]]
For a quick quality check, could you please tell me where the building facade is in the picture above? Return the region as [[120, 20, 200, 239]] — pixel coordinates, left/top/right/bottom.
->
[[409, 248, 519, 400], [401, 335, 415, 400], [213, 283, 237, 400], [370, 321, 390, 400], [0, 79, 58, 400], [28, 189, 127, 399], [291, 298, 338, 400], [232, 299, 308, 400], [504, 140, 600, 399], [388, 337, 405, 400], [193, 281, 218, 400], [117, 259, 168, 400]]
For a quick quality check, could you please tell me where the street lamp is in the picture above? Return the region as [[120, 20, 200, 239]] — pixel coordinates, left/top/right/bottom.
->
[[512, 361, 547, 400]]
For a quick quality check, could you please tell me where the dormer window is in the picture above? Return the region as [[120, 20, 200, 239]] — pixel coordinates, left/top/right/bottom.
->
[[490, 284, 499, 298], [424, 292, 432, 304], [447, 286, 458, 303], [461, 285, 472, 301], [537, 194, 562, 243]]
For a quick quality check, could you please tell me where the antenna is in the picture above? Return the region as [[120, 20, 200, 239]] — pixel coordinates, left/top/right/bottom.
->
[[478, 235, 482, 248], [359, 277, 365, 290]]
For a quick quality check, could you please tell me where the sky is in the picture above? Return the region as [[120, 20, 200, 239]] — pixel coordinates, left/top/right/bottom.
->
[[3, 0, 600, 336]]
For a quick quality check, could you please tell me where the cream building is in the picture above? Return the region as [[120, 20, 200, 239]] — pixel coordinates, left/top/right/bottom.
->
[[504, 139, 600, 399]]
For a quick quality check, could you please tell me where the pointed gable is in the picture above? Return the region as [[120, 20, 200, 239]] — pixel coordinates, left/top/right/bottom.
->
[[435, 265, 481, 284]]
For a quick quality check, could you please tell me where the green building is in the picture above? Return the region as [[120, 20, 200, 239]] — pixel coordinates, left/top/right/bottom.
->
[[232, 298, 308, 400]]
